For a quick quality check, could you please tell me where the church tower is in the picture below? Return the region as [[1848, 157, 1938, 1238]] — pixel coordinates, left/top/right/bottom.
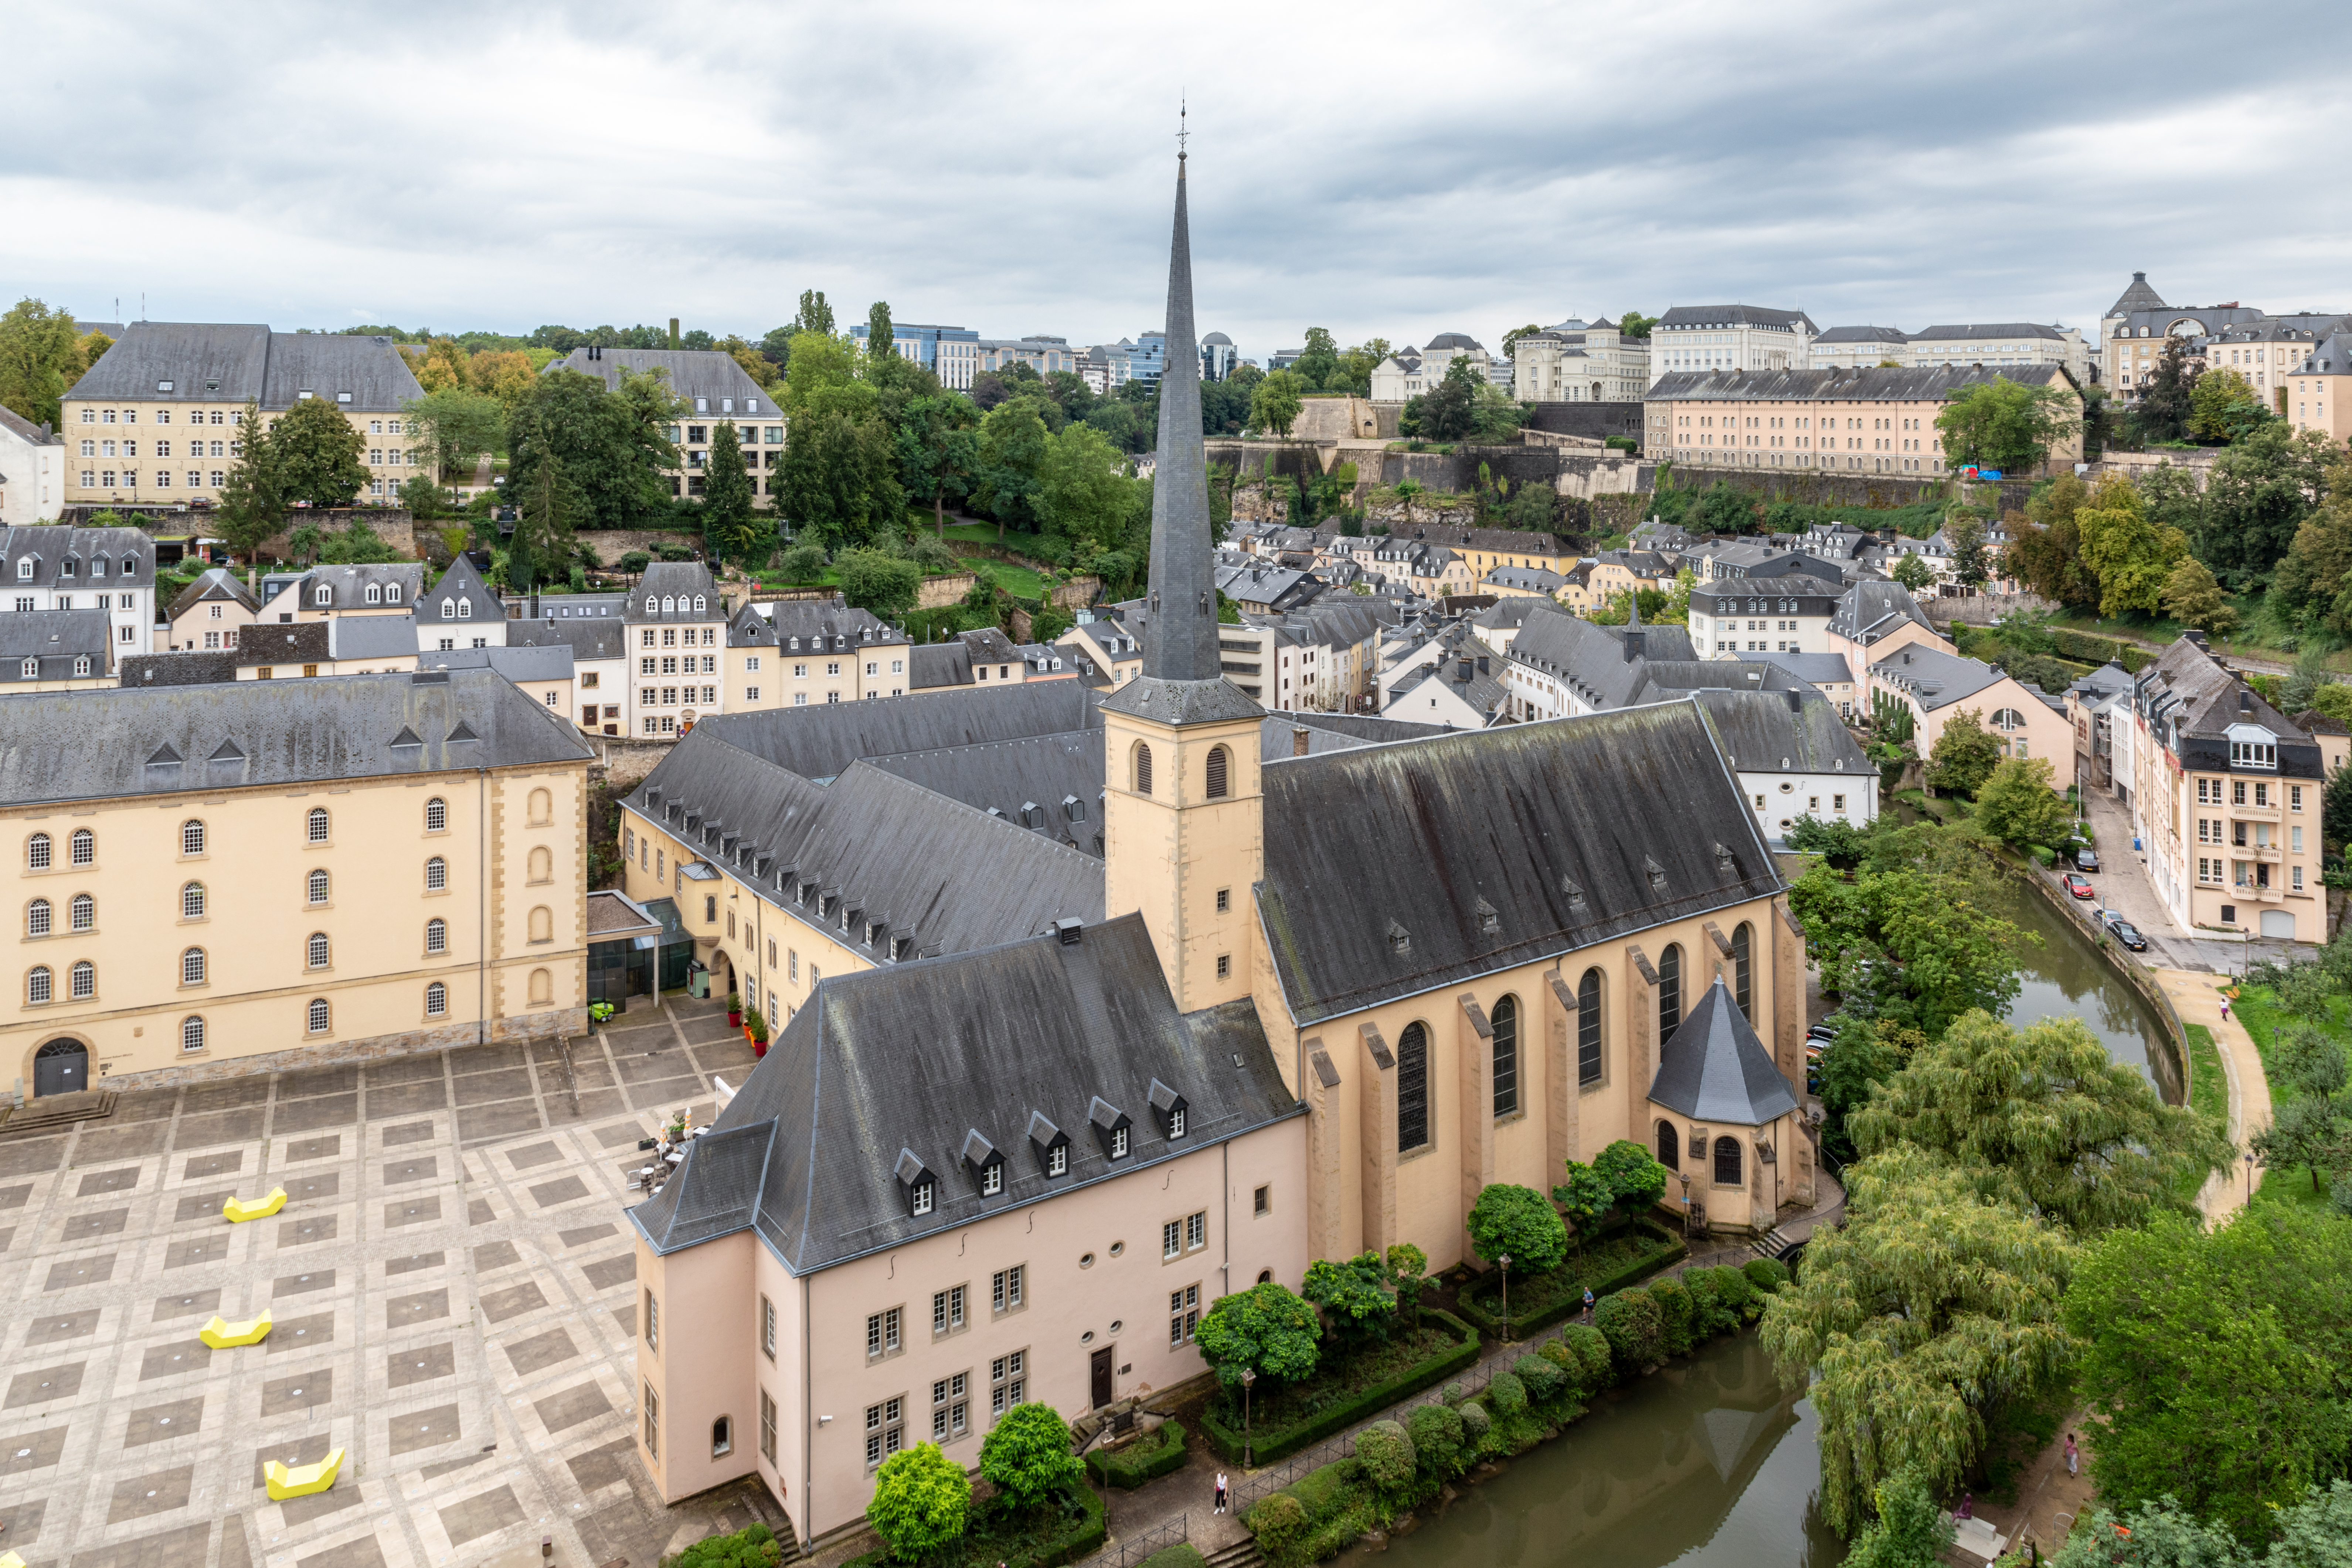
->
[[1103, 128, 1264, 1015]]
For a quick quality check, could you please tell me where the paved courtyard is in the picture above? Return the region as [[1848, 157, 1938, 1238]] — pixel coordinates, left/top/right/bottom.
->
[[0, 995, 766, 1568]]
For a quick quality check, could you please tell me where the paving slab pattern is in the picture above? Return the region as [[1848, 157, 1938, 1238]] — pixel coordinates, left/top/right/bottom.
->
[[0, 997, 766, 1568]]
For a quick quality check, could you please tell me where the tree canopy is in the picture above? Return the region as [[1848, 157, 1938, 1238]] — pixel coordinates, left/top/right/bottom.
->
[[0, 296, 85, 427], [1465, 1183, 1569, 1273], [1934, 378, 2080, 475], [1193, 1280, 1320, 1388], [271, 395, 371, 509]]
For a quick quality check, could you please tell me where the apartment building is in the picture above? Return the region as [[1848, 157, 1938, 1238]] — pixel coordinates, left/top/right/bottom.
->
[[1512, 319, 1652, 403], [415, 556, 505, 651], [0, 407, 66, 523], [6, 670, 593, 1097], [62, 323, 424, 507], [1809, 326, 1909, 370], [1648, 306, 1816, 381], [1056, 616, 1145, 690], [255, 562, 428, 629], [2, 523, 156, 666], [626, 562, 730, 735], [2288, 330, 2352, 442], [847, 322, 982, 391], [553, 345, 781, 501], [1824, 578, 1951, 676], [0, 610, 114, 691], [1217, 598, 1383, 713], [727, 596, 912, 708], [508, 610, 628, 735], [1907, 323, 2088, 382], [1867, 643, 2073, 790], [1644, 364, 2082, 477], [1689, 562, 1845, 657]]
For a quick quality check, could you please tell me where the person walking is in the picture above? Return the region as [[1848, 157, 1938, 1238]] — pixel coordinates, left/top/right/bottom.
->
[[2065, 1432, 2079, 1477], [2220, 994, 2232, 1023], [1582, 1288, 1596, 1323], [1214, 1471, 1228, 1514]]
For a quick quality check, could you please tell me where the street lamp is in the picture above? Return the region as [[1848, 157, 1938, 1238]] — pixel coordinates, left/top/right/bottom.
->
[[1677, 1171, 1692, 1240], [2246, 1149, 2257, 1197], [1498, 1255, 1512, 1343], [1240, 1368, 1256, 1470]]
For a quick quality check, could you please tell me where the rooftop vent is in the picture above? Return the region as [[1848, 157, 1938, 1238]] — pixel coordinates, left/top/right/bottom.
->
[[1055, 918, 1083, 946]]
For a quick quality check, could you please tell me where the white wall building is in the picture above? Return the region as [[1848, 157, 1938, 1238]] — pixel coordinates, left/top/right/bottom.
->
[[1, 523, 157, 665], [1648, 305, 1816, 382], [0, 409, 66, 524]]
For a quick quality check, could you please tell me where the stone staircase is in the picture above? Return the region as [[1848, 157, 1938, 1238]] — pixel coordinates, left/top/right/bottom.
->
[[0, 1089, 115, 1137], [1204, 1540, 1262, 1568], [1748, 1225, 1795, 1262]]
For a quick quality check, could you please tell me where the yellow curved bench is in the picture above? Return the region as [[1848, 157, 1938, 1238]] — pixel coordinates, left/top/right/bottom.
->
[[4, 1549, 28, 1568], [223, 1187, 288, 1222], [265, 1446, 345, 1501], [200, 1312, 273, 1348]]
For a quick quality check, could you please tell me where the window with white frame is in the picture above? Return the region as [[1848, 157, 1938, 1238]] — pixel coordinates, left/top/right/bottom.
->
[[864, 1397, 904, 1467], [991, 1265, 1024, 1314], [989, 1350, 1026, 1416], [866, 1306, 901, 1358], [1170, 1283, 1200, 1344], [932, 1285, 966, 1336], [931, 1372, 969, 1442]]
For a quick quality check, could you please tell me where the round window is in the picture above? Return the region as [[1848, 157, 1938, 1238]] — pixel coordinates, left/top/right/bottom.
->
[[1109, 1241, 1125, 1257], [1080, 1252, 1095, 1268], [1109, 1320, 1124, 1334], [1080, 1330, 1095, 1343], [1778, 781, 1794, 793]]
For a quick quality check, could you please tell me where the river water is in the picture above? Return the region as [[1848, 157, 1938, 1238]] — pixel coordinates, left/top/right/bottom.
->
[[1331, 874, 2175, 1568], [1336, 1332, 1846, 1568]]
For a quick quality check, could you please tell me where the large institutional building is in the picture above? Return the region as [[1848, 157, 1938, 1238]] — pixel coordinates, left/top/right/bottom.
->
[[623, 159, 1816, 1547]]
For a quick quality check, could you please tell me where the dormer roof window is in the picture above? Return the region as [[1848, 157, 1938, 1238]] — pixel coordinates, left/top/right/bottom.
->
[[1028, 1112, 1070, 1178], [894, 1149, 937, 1218], [1147, 1078, 1188, 1140], [961, 1130, 1004, 1196], [1089, 1096, 1132, 1161]]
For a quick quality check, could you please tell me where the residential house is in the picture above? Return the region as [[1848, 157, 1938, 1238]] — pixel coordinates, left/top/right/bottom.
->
[[911, 626, 1031, 695], [2290, 330, 2352, 443], [727, 597, 911, 710], [1688, 561, 1844, 657], [3, 523, 156, 666], [626, 562, 730, 735], [431, 644, 577, 720], [1644, 364, 2082, 477], [1689, 687, 1876, 846], [415, 557, 504, 650], [61, 323, 424, 506], [553, 346, 781, 502], [2131, 635, 2328, 941], [163, 567, 262, 651], [1824, 578, 1952, 674], [1866, 643, 2072, 789], [0, 610, 114, 691], [509, 612, 629, 734], [256, 562, 427, 631], [6, 671, 593, 1095], [1056, 616, 1145, 692], [2067, 661, 2137, 800], [0, 407, 66, 524]]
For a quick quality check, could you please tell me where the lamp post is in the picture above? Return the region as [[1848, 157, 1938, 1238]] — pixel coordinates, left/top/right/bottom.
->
[[2246, 1149, 2256, 1198], [1677, 1171, 1692, 1241], [1240, 1368, 1256, 1470], [1499, 1255, 1512, 1343]]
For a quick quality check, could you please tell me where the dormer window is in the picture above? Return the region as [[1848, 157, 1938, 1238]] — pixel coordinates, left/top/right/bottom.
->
[[457, 599, 472, 620], [1089, 1096, 1132, 1161], [314, 586, 331, 606], [1028, 1112, 1070, 1178], [387, 585, 401, 603], [895, 1149, 938, 1218], [441, 601, 454, 620], [961, 1130, 1004, 1196], [1148, 1078, 1188, 1140], [13, 561, 27, 580], [367, 584, 383, 603]]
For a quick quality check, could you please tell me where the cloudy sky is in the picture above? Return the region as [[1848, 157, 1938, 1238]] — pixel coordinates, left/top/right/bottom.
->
[[9, 0, 2350, 361]]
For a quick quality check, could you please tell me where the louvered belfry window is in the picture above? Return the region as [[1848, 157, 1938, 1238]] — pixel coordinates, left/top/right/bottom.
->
[[1205, 743, 1230, 800]]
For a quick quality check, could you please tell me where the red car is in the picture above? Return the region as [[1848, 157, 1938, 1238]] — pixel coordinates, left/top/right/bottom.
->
[[2063, 873, 2094, 899]]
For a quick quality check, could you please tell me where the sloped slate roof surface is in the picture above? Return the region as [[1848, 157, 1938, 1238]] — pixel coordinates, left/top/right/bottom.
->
[[1690, 688, 1870, 773], [1099, 675, 1262, 725], [628, 914, 1300, 1268], [1257, 703, 1780, 1024], [509, 618, 628, 661], [333, 613, 425, 660], [0, 669, 592, 805], [1648, 976, 1798, 1125], [863, 731, 1105, 853], [694, 681, 1102, 782], [0, 608, 112, 659], [1646, 363, 2069, 403], [554, 347, 771, 408], [166, 566, 260, 619]]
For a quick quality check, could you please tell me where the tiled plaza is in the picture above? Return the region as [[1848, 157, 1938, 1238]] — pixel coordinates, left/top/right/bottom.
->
[[1, 997, 763, 1568]]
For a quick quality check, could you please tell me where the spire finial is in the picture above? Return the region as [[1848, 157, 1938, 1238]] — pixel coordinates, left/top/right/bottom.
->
[[1178, 99, 1189, 163]]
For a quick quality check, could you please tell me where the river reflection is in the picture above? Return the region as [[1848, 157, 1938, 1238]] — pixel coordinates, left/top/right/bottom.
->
[[1334, 1334, 1846, 1568], [1986, 877, 2179, 1101]]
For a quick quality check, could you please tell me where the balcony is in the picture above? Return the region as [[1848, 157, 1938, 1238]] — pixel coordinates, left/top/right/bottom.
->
[[2231, 801, 2282, 824]]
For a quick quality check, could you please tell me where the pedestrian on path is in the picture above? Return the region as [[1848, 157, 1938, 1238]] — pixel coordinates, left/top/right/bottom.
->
[[2220, 995, 2232, 1023], [2065, 1432, 2079, 1477], [1215, 1472, 1228, 1514], [1582, 1288, 1596, 1323]]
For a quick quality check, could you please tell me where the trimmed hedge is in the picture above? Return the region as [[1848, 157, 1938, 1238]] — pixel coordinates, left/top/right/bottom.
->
[[1136, 1547, 1206, 1568], [2051, 626, 2153, 674], [1197, 1309, 1481, 1466], [667, 1522, 784, 1568], [1451, 1220, 1687, 1337], [1084, 1418, 1187, 1489]]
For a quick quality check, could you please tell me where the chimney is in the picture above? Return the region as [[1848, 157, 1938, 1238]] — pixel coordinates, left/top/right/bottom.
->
[[2240, 689, 2254, 713], [1477, 654, 1489, 674], [1292, 726, 1310, 757], [669, 318, 680, 348], [1622, 630, 1644, 662], [1457, 657, 1474, 683]]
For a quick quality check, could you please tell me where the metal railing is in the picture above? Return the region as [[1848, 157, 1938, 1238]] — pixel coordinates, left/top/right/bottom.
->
[[1080, 1511, 1189, 1568], [1228, 1353, 1503, 1511]]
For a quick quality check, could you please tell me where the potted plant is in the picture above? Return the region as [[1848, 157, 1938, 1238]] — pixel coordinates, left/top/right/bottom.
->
[[726, 991, 742, 1028], [747, 1009, 770, 1059]]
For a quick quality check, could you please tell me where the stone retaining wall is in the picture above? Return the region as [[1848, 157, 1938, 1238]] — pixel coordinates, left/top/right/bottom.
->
[[94, 1006, 584, 1094]]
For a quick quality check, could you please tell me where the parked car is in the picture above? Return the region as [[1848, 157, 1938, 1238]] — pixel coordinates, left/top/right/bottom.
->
[[2098, 907, 2128, 933], [2110, 920, 2148, 952], [2076, 847, 2100, 872], [2063, 873, 2095, 899], [1805, 1022, 1838, 1046]]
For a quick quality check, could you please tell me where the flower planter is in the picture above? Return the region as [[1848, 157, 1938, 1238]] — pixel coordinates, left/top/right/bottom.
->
[[728, 1011, 741, 1027], [753, 1040, 767, 1059]]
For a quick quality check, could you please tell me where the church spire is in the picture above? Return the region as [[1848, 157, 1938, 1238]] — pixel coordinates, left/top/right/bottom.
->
[[1141, 119, 1219, 683]]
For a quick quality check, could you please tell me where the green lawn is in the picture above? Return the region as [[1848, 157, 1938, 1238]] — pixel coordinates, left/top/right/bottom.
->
[[2183, 1023, 2227, 1124], [2227, 984, 2346, 1212], [2048, 600, 2340, 670]]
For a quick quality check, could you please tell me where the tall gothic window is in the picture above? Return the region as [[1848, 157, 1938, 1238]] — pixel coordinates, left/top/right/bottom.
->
[[1656, 1118, 1679, 1169], [1577, 968, 1604, 1085], [1658, 943, 1683, 1038], [1396, 1021, 1429, 1153], [1732, 922, 1754, 1020], [1490, 995, 1519, 1117]]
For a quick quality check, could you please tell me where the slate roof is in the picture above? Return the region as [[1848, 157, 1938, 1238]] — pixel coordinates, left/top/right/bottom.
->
[[419, 557, 499, 623], [428, 643, 574, 681], [1813, 326, 1910, 345], [1689, 687, 1870, 775], [0, 407, 61, 445], [1257, 703, 1780, 1023], [552, 347, 773, 412], [2135, 635, 2325, 778], [1387, 658, 1506, 724], [1100, 675, 1264, 726], [0, 669, 592, 806], [586, 889, 663, 938], [508, 616, 628, 662], [1656, 306, 1817, 332], [237, 621, 332, 666], [1648, 976, 1799, 1126], [121, 652, 238, 687], [625, 734, 1104, 962], [862, 731, 1105, 855], [1510, 612, 1706, 709], [695, 681, 1103, 783], [165, 567, 259, 621], [65, 324, 422, 412], [1484, 566, 1564, 593], [910, 641, 978, 690], [728, 596, 905, 650], [1645, 364, 2072, 403], [1829, 579, 1939, 647], [2105, 272, 2168, 318], [626, 914, 1300, 1268], [1427, 332, 1486, 351], [1141, 164, 1221, 685], [2, 524, 155, 588], [0, 609, 111, 677], [1741, 648, 1857, 688], [1909, 323, 2070, 342], [1869, 644, 2016, 712], [330, 613, 424, 661], [626, 561, 720, 621]]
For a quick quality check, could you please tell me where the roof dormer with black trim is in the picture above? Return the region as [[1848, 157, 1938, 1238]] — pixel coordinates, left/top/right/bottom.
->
[[1028, 1111, 1070, 1178], [1088, 1096, 1132, 1162], [1146, 1078, 1187, 1140], [894, 1149, 938, 1218]]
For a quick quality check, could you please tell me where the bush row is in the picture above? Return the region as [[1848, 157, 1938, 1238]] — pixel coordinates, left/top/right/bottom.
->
[[1449, 1219, 1687, 1337], [2050, 626, 2154, 673], [843, 1484, 1103, 1568], [1243, 1261, 1792, 1568], [1195, 1310, 1481, 1466], [1084, 1419, 1188, 1489]]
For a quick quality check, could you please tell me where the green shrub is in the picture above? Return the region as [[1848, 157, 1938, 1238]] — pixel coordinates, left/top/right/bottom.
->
[[1458, 1400, 1492, 1445], [1512, 1353, 1566, 1406], [1281, 1457, 1361, 1524], [982, 1402, 1085, 1513], [866, 1443, 970, 1562], [1195, 1310, 1479, 1465], [619, 549, 652, 573], [1084, 1419, 1187, 1489], [1560, 1323, 1614, 1389], [1594, 1287, 1666, 1370], [1486, 1370, 1527, 1416], [1744, 1256, 1791, 1293], [657, 541, 694, 562], [1247, 1494, 1309, 1567], [1406, 1402, 1464, 1480], [1440, 1381, 1464, 1405], [2030, 844, 2055, 867], [1709, 1264, 1764, 1322], [1683, 1269, 1735, 1337], [1649, 1277, 1695, 1357], [1353, 1419, 1417, 1497], [672, 1522, 782, 1568], [1135, 1547, 1206, 1568], [1535, 1338, 1578, 1386]]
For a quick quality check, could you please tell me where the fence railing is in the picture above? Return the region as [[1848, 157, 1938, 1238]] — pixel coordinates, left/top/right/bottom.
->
[[1227, 1351, 1504, 1511], [1079, 1511, 1188, 1568]]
